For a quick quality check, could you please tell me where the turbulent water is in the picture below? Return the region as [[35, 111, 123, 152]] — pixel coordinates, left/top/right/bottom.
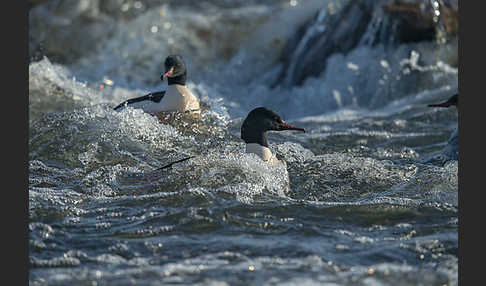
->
[[29, 0, 458, 285]]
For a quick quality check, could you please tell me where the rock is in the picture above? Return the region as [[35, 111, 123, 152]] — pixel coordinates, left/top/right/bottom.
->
[[272, 0, 458, 87], [382, 0, 458, 41], [272, 0, 375, 87]]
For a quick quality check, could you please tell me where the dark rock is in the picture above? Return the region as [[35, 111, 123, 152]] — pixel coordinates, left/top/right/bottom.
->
[[272, 0, 458, 88], [273, 0, 375, 87]]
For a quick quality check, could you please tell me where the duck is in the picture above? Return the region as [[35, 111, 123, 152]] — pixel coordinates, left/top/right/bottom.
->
[[428, 93, 458, 162], [428, 93, 458, 109], [113, 55, 200, 116], [241, 107, 305, 166]]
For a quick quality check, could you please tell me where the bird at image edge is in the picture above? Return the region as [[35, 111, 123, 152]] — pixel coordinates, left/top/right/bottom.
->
[[428, 93, 458, 162]]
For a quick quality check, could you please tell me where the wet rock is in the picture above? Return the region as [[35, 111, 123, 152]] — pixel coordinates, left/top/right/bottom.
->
[[381, 1, 436, 44], [382, 0, 458, 42], [272, 0, 458, 87], [273, 0, 375, 87]]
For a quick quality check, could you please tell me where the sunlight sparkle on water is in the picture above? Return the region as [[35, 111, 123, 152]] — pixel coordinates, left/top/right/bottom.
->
[[121, 3, 129, 12], [347, 62, 359, 71], [102, 78, 114, 86]]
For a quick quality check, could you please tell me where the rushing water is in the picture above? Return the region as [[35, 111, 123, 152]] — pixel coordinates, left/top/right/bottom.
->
[[29, 0, 458, 285]]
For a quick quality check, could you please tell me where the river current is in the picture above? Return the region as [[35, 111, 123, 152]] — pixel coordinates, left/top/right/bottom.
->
[[29, 1, 458, 285]]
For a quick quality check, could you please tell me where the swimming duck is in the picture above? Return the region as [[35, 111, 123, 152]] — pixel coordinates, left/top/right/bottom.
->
[[114, 55, 200, 116], [241, 107, 305, 165]]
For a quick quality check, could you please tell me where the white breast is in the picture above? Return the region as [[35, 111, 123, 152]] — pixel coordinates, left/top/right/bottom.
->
[[246, 143, 281, 166], [160, 85, 200, 112], [130, 84, 200, 113]]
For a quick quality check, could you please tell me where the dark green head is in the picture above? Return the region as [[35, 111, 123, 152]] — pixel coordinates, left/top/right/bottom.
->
[[241, 107, 305, 147]]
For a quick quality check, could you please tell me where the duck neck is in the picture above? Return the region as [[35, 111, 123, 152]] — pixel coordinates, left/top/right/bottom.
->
[[167, 73, 186, 86], [242, 130, 269, 148]]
